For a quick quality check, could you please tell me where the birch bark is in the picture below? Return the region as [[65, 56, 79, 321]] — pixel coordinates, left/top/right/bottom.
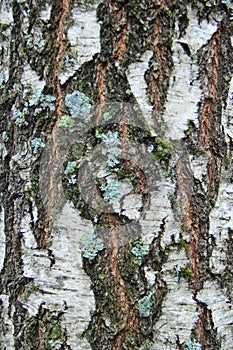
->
[[0, 1, 232, 349]]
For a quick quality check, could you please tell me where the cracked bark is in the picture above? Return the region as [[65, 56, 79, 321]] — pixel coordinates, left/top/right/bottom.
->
[[0, 1, 233, 349]]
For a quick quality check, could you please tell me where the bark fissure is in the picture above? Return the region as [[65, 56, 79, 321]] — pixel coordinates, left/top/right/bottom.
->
[[200, 28, 221, 196], [45, 0, 71, 240], [176, 158, 200, 291], [107, 214, 145, 350], [86, 3, 150, 348], [175, 18, 233, 348], [95, 1, 130, 109], [52, 0, 71, 121], [147, 1, 175, 131]]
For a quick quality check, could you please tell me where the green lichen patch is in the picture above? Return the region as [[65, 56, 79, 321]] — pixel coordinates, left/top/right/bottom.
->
[[180, 267, 192, 281], [20, 306, 67, 349], [21, 316, 39, 350], [178, 238, 190, 249], [41, 311, 66, 349], [152, 138, 173, 162]]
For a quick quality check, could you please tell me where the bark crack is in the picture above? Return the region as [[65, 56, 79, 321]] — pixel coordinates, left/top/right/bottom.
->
[[92, 6, 142, 347], [200, 28, 222, 195], [148, 0, 174, 130], [176, 158, 200, 291], [44, 0, 71, 242], [95, 1, 130, 111]]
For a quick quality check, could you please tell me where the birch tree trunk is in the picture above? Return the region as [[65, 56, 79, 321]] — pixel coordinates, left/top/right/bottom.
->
[[0, 0, 233, 349]]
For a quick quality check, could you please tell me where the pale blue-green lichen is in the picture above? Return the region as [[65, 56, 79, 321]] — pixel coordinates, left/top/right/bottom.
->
[[139, 339, 154, 350], [65, 90, 91, 119], [63, 52, 76, 68], [137, 292, 154, 318], [2, 131, 9, 142], [100, 178, 122, 205], [12, 89, 56, 126], [81, 232, 104, 260], [31, 137, 45, 154], [185, 339, 201, 350], [64, 161, 77, 184], [131, 240, 150, 265], [58, 115, 75, 130], [28, 89, 56, 115], [24, 33, 45, 52], [96, 129, 121, 168], [12, 107, 25, 126], [64, 161, 77, 175]]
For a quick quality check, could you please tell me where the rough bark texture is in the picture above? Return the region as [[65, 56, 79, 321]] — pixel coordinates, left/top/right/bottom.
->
[[0, 0, 233, 349]]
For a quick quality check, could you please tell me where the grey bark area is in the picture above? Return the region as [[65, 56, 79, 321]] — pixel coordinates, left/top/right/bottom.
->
[[0, 1, 233, 350]]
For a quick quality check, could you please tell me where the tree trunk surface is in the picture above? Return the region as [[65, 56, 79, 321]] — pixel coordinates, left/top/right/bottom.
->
[[0, 1, 233, 349]]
